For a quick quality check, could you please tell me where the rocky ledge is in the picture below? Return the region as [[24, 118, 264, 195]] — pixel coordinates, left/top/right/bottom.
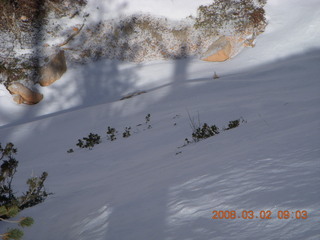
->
[[0, 0, 267, 105]]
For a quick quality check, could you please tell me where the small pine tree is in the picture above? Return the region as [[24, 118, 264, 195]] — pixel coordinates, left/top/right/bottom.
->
[[0, 228, 24, 240], [76, 139, 84, 148], [145, 114, 151, 123], [106, 127, 117, 141], [0, 206, 34, 239], [224, 119, 241, 130], [19, 172, 49, 209], [0, 142, 48, 239], [145, 114, 151, 129], [192, 123, 219, 142], [122, 127, 131, 138], [76, 133, 101, 150]]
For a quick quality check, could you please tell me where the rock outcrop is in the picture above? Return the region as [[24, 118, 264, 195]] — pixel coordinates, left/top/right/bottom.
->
[[202, 34, 254, 62], [201, 36, 232, 62], [7, 82, 43, 105], [1, 0, 267, 106], [39, 50, 67, 87]]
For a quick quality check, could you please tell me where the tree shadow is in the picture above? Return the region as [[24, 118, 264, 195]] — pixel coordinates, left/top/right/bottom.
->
[[0, 0, 141, 128], [1, 1, 319, 239], [0, 45, 319, 239]]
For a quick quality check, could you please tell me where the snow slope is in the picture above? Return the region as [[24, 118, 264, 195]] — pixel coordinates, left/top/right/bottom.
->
[[0, 0, 320, 239]]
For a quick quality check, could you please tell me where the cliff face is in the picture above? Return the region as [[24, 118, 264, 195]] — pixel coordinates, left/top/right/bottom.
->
[[0, 0, 267, 104]]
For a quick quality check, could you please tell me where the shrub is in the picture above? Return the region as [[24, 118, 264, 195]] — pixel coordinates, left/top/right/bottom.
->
[[184, 112, 246, 147], [187, 112, 219, 142], [76, 133, 101, 150], [192, 123, 220, 142], [122, 127, 131, 138], [224, 118, 246, 130], [225, 119, 240, 130], [67, 148, 74, 153], [106, 127, 117, 141], [0, 227, 24, 240], [19, 172, 49, 209], [145, 114, 151, 129], [0, 142, 49, 239]]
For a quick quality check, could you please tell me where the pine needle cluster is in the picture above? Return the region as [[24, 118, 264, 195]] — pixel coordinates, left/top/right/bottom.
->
[[0, 142, 49, 240]]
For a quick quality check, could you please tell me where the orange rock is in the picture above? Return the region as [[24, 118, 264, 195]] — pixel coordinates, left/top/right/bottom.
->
[[203, 43, 232, 62], [8, 83, 43, 105], [39, 50, 67, 87], [12, 94, 24, 104], [202, 36, 232, 62], [202, 33, 254, 62]]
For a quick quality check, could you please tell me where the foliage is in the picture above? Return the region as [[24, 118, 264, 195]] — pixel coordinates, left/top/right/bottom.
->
[[106, 127, 117, 141], [0, 142, 49, 240], [1, 228, 24, 240], [224, 118, 246, 130], [122, 127, 131, 138], [67, 148, 74, 153], [18, 217, 34, 227], [0, 207, 34, 239], [0, 206, 19, 218], [145, 114, 151, 123], [70, 114, 154, 152], [76, 133, 101, 150], [19, 172, 49, 209], [185, 112, 246, 146], [145, 114, 151, 129], [225, 119, 240, 130], [192, 123, 220, 142]]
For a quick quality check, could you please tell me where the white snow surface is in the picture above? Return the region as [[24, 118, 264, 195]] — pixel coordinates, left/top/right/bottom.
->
[[83, 0, 213, 22], [0, 0, 320, 239]]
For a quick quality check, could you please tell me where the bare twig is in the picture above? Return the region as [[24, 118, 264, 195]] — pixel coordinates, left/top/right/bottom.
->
[[187, 110, 201, 133], [0, 218, 20, 223], [58, 23, 85, 47]]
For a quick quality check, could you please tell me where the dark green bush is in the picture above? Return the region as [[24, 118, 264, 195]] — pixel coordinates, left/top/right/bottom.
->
[[1, 228, 24, 240], [145, 114, 151, 129], [76, 133, 101, 149], [184, 113, 246, 147], [224, 118, 246, 130], [192, 123, 220, 142], [225, 119, 240, 130], [106, 127, 117, 141], [67, 148, 74, 153], [0, 142, 49, 239], [122, 127, 131, 138]]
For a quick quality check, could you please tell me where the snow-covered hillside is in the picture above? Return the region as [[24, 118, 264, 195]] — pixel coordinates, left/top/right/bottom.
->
[[0, 0, 320, 239]]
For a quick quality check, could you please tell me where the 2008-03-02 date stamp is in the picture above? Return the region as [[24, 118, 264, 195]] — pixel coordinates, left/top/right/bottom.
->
[[212, 210, 308, 220]]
